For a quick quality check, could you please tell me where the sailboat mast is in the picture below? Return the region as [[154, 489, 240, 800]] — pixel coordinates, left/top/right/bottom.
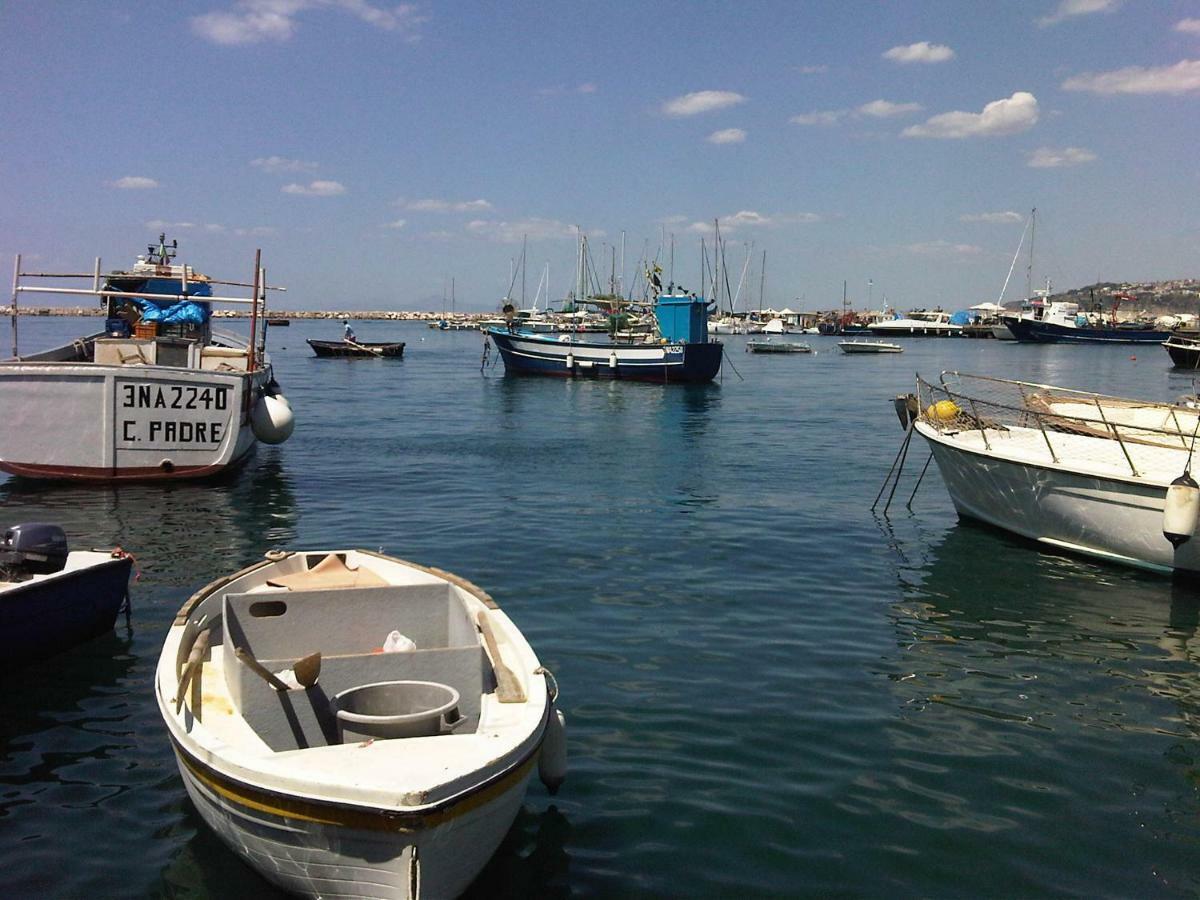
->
[[759, 250, 766, 314], [1026, 207, 1036, 299]]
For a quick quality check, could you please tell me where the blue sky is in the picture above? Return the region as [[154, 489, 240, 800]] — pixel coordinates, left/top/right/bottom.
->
[[2, 0, 1198, 312]]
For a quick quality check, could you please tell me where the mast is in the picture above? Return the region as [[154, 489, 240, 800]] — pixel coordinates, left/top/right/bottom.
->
[[759, 250, 766, 314], [521, 235, 527, 306], [10, 254, 20, 358], [451, 277, 455, 315], [1026, 207, 1036, 299]]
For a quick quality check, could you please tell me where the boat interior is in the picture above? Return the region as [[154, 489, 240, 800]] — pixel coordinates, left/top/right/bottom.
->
[[181, 566, 493, 753]]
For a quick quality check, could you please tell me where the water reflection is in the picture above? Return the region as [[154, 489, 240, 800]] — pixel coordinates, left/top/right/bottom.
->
[[0, 450, 297, 588]]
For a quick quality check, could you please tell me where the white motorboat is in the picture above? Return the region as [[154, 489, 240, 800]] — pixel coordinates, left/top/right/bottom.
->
[[745, 338, 811, 353], [156, 549, 566, 899], [2, 235, 294, 481], [867, 309, 961, 337], [910, 372, 1200, 574], [838, 340, 903, 354]]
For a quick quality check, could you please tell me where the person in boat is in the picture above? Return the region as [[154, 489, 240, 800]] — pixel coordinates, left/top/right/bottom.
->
[[343, 319, 356, 343]]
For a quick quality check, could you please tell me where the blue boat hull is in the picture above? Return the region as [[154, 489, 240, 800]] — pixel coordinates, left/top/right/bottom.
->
[[1003, 316, 1170, 344], [487, 329, 723, 383], [0, 556, 132, 669]]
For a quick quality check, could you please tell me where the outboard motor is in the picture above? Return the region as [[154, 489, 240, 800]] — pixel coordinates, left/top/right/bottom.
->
[[0, 523, 69, 579]]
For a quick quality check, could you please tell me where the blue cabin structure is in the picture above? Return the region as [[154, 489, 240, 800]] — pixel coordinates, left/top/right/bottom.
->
[[655, 293, 711, 344]]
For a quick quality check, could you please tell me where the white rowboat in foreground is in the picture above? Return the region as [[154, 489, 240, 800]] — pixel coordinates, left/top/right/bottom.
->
[[155, 549, 565, 899]]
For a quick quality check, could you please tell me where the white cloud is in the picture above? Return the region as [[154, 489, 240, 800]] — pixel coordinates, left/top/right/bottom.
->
[[1061, 59, 1200, 95], [1037, 0, 1120, 28], [234, 226, 277, 237], [382, 219, 407, 229], [960, 211, 1024, 224], [905, 241, 983, 257], [883, 41, 955, 64], [1027, 146, 1097, 168], [577, 82, 597, 94], [796, 64, 828, 74], [1178, 19, 1200, 34], [192, 0, 426, 46], [402, 197, 493, 213], [251, 155, 318, 173], [685, 210, 821, 233], [112, 176, 159, 189], [538, 82, 599, 96], [282, 179, 346, 196], [902, 91, 1039, 139], [147, 220, 195, 230], [789, 110, 847, 126], [707, 128, 746, 144], [465, 217, 587, 243], [857, 99, 923, 118], [662, 90, 746, 117]]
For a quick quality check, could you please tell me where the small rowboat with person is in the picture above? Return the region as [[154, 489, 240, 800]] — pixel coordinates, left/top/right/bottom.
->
[[306, 338, 406, 358]]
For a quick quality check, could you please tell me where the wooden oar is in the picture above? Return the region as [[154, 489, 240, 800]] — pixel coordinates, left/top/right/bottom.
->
[[235, 647, 321, 691], [346, 339, 382, 356], [174, 629, 211, 713]]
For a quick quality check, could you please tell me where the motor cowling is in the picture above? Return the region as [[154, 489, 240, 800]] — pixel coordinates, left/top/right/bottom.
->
[[1, 523, 69, 575]]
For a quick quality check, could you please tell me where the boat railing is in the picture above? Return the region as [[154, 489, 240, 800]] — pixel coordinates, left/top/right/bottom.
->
[[9, 251, 284, 366], [917, 372, 1200, 477]]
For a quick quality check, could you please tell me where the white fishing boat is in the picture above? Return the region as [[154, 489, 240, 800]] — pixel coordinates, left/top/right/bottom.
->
[[2, 236, 293, 481], [838, 340, 903, 354], [155, 548, 566, 899], [909, 372, 1200, 574]]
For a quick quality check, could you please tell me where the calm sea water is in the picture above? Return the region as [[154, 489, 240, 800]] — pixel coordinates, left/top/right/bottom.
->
[[3, 317, 1200, 898]]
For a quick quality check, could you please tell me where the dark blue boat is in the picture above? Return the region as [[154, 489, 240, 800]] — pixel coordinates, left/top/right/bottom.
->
[[1002, 314, 1171, 344], [487, 292, 723, 383], [0, 524, 133, 670]]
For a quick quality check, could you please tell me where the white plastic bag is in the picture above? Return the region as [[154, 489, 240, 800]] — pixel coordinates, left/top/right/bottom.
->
[[382, 630, 416, 653]]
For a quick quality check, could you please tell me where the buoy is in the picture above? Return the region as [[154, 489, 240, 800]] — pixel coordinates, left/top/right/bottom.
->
[[538, 707, 567, 795], [1163, 472, 1200, 548], [251, 393, 295, 444], [924, 400, 960, 423], [609, 353, 617, 368], [565, 353, 574, 370]]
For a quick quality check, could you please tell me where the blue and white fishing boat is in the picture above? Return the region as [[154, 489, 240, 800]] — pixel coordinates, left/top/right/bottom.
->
[[487, 243, 723, 383], [0, 523, 134, 669], [1001, 292, 1172, 344], [1, 236, 294, 481]]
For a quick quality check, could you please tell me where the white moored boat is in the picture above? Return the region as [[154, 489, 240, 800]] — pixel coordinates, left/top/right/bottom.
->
[[909, 372, 1200, 574], [1, 236, 293, 481], [155, 549, 566, 899], [839, 340, 903, 354]]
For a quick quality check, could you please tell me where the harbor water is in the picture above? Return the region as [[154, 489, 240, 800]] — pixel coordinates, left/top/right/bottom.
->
[[4, 317, 1200, 897]]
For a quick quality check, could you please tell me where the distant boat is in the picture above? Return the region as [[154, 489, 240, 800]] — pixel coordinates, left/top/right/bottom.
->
[[839, 340, 903, 354], [908, 371, 1200, 575], [155, 547, 566, 899], [1164, 334, 1200, 369], [746, 338, 811, 353], [487, 234, 722, 383], [867, 309, 961, 337], [1001, 294, 1173, 344], [0, 523, 133, 669], [307, 339, 405, 358], [266, 317, 290, 326], [1, 234, 294, 481]]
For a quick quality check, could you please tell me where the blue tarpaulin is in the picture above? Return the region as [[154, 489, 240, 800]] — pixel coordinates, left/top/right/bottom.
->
[[133, 298, 209, 324], [949, 310, 971, 326]]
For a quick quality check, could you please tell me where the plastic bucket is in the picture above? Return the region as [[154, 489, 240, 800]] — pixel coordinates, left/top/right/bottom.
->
[[334, 680, 462, 742]]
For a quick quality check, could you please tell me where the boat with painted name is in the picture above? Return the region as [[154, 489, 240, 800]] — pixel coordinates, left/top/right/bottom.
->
[[156, 548, 566, 899], [908, 371, 1200, 575], [1, 236, 294, 481]]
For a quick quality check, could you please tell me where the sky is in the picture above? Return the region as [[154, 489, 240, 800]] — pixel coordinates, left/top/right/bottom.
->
[[2, 0, 1199, 312]]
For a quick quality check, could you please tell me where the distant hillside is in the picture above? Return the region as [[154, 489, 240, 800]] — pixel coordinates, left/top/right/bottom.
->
[[1035, 279, 1200, 314]]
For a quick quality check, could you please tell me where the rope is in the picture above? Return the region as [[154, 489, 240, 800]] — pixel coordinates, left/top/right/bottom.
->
[[720, 345, 745, 381]]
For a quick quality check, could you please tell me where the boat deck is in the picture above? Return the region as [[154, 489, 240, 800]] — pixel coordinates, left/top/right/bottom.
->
[[925, 421, 1192, 485]]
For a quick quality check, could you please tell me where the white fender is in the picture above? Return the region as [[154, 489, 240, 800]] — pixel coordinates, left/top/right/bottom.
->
[[538, 707, 567, 795], [251, 392, 295, 445], [609, 353, 617, 368], [1164, 473, 1200, 548], [565, 353, 575, 370]]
